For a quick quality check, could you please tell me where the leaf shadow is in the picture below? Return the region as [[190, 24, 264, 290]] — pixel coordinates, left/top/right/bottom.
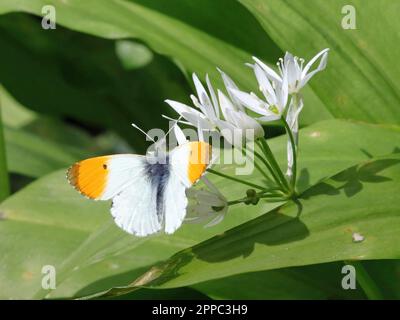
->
[[301, 158, 400, 199], [190, 157, 400, 264], [192, 209, 309, 263]]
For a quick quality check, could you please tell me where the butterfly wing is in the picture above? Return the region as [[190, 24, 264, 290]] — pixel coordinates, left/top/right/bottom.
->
[[163, 141, 211, 233], [68, 154, 162, 236], [168, 141, 211, 187], [110, 177, 161, 236], [163, 173, 188, 234], [67, 154, 146, 200]]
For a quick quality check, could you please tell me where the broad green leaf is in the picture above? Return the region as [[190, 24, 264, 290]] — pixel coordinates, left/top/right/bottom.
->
[[239, 0, 400, 124], [5, 126, 78, 178], [362, 260, 400, 299], [194, 260, 400, 300], [120, 155, 400, 291], [0, 85, 36, 128], [0, 170, 108, 299], [4, 116, 109, 178], [193, 262, 366, 300], [1, 119, 399, 299], [0, 0, 332, 127]]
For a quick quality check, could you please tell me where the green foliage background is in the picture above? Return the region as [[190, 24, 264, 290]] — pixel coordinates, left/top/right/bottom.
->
[[0, 0, 399, 300]]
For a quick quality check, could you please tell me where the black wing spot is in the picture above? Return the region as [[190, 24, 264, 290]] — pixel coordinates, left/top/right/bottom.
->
[[103, 164, 107, 169]]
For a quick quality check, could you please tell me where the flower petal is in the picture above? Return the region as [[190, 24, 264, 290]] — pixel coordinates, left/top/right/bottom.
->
[[165, 99, 214, 130], [254, 63, 276, 102], [174, 124, 187, 146], [301, 48, 330, 80], [206, 74, 220, 118], [229, 89, 267, 116], [217, 68, 244, 111], [192, 73, 216, 120], [204, 213, 226, 228], [252, 56, 281, 83]]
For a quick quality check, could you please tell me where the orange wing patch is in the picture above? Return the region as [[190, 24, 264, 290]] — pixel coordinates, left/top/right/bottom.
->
[[67, 156, 110, 199], [188, 142, 211, 184]]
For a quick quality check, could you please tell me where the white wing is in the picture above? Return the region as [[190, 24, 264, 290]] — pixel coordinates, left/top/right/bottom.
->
[[168, 143, 192, 187], [67, 154, 150, 201], [163, 141, 211, 234], [111, 176, 161, 237], [163, 174, 188, 234]]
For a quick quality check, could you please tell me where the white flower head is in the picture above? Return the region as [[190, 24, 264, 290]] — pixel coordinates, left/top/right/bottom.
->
[[185, 177, 228, 227], [229, 63, 289, 122], [166, 72, 264, 148], [165, 73, 220, 131], [285, 97, 304, 178], [253, 48, 329, 94], [215, 89, 264, 148]]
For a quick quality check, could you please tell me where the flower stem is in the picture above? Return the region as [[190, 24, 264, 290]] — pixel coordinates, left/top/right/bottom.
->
[[253, 148, 286, 190], [0, 99, 10, 201], [241, 147, 273, 183], [281, 117, 297, 191], [258, 138, 291, 193], [243, 145, 283, 189], [227, 190, 288, 206], [207, 168, 265, 191]]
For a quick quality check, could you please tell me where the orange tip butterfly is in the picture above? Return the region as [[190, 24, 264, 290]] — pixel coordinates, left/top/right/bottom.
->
[[67, 141, 211, 237]]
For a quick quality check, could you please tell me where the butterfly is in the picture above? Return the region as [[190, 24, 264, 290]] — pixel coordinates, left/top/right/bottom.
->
[[67, 139, 211, 237]]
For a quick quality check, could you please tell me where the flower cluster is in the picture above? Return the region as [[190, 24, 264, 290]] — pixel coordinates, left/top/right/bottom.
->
[[166, 49, 329, 227]]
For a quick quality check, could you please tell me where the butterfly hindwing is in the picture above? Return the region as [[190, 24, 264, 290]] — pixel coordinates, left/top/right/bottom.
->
[[111, 175, 162, 236], [163, 173, 188, 234]]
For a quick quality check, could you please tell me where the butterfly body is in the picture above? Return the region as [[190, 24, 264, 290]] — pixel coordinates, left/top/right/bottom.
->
[[67, 142, 211, 236]]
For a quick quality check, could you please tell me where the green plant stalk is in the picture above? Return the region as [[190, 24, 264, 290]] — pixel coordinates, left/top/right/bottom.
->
[[258, 138, 291, 192], [0, 99, 10, 201], [253, 148, 286, 190], [281, 117, 297, 191], [241, 147, 273, 183], [207, 168, 265, 191], [344, 261, 384, 300], [242, 145, 283, 189], [227, 191, 288, 206]]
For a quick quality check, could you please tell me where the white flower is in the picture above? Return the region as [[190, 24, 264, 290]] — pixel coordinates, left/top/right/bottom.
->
[[165, 73, 220, 131], [166, 72, 264, 148], [215, 90, 264, 148], [285, 97, 303, 178], [229, 62, 289, 122], [253, 48, 329, 94], [185, 177, 228, 227]]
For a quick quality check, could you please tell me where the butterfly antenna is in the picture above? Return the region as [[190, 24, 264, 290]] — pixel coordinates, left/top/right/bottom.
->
[[131, 123, 156, 143], [161, 114, 191, 126], [164, 115, 183, 138]]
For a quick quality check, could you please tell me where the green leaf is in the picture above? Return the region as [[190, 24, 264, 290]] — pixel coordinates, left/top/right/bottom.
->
[[0, 170, 108, 299], [1, 119, 399, 299], [193, 262, 366, 300], [122, 154, 400, 292], [4, 126, 77, 178], [239, 0, 400, 124], [0, 85, 37, 129], [4, 124, 101, 178]]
